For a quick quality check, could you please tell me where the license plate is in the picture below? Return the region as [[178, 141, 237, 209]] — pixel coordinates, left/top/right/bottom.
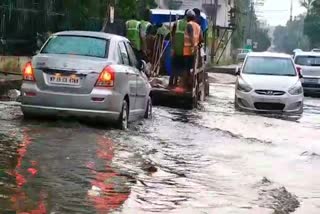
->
[[49, 75, 80, 86], [304, 78, 319, 84]]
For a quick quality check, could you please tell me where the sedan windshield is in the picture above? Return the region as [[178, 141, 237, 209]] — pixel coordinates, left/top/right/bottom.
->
[[295, 55, 320, 66], [243, 56, 296, 76], [41, 35, 109, 58]]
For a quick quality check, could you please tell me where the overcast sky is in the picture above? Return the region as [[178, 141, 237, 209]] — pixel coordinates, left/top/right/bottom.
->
[[258, 0, 306, 26]]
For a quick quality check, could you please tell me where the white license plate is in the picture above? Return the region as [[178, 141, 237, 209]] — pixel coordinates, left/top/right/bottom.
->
[[49, 75, 80, 86], [304, 78, 319, 84]]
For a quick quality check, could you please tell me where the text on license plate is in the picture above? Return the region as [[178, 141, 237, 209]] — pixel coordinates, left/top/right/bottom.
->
[[304, 78, 320, 84], [49, 75, 80, 85]]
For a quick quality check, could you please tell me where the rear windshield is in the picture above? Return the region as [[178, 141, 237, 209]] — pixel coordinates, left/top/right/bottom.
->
[[243, 56, 296, 76], [295, 55, 320, 66], [41, 35, 109, 58]]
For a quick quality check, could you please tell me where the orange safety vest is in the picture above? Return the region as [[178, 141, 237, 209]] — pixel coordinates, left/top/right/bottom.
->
[[183, 21, 201, 56]]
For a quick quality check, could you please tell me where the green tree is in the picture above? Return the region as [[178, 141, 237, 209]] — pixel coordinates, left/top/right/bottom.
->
[[273, 15, 310, 53], [301, 0, 316, 14], [232, 0, 250, 49], [232, 0, 271, 51], [304, 0, 320, 47], [254, 28, 271, 51]]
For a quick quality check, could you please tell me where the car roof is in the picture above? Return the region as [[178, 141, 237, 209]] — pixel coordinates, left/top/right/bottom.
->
[[53, 31, 128, 42], [247, 52, 292, 59], [294, 51, 320, 57]]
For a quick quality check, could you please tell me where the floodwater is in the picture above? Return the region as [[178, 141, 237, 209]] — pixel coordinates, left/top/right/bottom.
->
[[0, 74, 320, 213]]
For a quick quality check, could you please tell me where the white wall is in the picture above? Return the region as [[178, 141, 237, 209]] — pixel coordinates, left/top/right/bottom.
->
[[158, 0, 233, 28]]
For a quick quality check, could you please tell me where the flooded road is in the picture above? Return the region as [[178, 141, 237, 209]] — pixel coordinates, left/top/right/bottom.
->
[[0, 74, 320, 213]]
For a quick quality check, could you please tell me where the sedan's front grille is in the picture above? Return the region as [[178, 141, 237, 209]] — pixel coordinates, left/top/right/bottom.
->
[[255, 90, 285, 96], [254, 102, 285, 111]]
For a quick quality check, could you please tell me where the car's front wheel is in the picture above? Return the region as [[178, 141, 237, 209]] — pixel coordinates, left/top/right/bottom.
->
[[234, 95, 240, 111], [117, 100, 129, 130], [144, 96, 152, 119]]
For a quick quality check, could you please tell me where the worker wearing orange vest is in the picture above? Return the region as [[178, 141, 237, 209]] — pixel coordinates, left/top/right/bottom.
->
[[183, 10, 202, 73], [170, 10, 202, 88]]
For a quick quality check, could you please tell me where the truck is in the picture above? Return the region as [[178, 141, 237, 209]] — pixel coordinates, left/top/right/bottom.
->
[[147, 9, 210, 109]]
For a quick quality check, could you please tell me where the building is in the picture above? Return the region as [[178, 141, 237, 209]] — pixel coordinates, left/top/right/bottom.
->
[[157, 0, 235, 63]]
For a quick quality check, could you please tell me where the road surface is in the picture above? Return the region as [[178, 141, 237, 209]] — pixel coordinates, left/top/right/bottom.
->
[[0, 73, 320, 214]]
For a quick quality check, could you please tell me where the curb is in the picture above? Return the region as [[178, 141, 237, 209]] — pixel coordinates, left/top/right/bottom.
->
[[0, 79, 22, 96], [206, 67, 236, 75]]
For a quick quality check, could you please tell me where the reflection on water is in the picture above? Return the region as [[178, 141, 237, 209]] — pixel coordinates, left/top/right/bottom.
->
[[10, 129, 46, 213], [0, 82, 320, 213], [0, 125, 131, 213], [87, 136, 130, 214]]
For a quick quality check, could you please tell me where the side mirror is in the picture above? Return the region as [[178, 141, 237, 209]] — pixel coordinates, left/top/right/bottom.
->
[[138, 60, 147, 71], [297, 66, 303, 79], [235, 66, 240, 76]]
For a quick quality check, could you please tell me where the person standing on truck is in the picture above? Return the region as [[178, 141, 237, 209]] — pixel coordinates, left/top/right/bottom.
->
[[169, 10, 188, 87], [126, 19, 142, 60], [182, 10, 202, 88]]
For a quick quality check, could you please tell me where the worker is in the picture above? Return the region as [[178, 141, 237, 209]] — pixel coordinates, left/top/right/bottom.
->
[[172, 10, 188, 57], [169, 10, 188, 87], [193, 8, 207, 63], [193, 8, 202, 26], [126, 19, 142, 59], [183, 9, 202, 88]]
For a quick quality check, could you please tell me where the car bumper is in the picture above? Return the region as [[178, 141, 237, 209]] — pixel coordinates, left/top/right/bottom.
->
[[21, 82, 123, 120], [235, 90, 304, 113], [302, 83, 320, 94], [21, 104, 120, 121]]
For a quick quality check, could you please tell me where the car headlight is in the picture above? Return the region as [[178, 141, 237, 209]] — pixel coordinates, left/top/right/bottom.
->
[[237, 79, 253, 92], [289, 82, 303, 95]]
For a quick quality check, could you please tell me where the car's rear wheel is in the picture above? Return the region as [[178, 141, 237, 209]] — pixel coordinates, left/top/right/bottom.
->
[[144, 96, 152, 119], [117, 100, 129, 130]]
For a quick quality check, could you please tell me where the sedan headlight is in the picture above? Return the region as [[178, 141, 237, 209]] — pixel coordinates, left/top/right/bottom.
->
[[289, 82, 303, 95], [237, 79, 253, 92]]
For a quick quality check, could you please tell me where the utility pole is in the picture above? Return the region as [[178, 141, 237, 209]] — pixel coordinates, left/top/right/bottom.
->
[[290, 0, 293, 21], [211, 0, 219, 62], [248, 1, 254, 43]]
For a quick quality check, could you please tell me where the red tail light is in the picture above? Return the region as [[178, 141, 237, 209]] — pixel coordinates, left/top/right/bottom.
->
[[22, 62, 35, 81], [95, 66, 115, 87]]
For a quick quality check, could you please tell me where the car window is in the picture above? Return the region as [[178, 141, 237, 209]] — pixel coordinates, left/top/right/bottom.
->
[[295, 55, 320, 66], [243, 56, 296, 76], [125, 42, 138, 68], [118, 42, 130, 65], [42, 35, 109, 58], [117, 48, 124, 64]]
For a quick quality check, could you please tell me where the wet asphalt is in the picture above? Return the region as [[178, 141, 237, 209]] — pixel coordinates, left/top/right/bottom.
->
[[0, 73, 320, 214]]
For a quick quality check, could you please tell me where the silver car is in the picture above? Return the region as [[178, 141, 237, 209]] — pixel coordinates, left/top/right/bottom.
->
[[294, 51, 320, 94], [21, 31, 152, 129], [235, 52, 304, 114]]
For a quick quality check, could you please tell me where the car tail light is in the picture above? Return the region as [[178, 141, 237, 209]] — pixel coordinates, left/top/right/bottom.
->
[[95, 66, 115, 87], [22, 62, 35, 81]]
